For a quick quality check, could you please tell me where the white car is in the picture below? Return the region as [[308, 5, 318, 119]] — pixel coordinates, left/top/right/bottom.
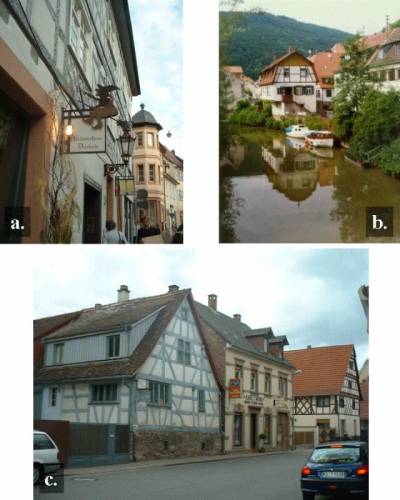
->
[[34, 430, 61, 485]]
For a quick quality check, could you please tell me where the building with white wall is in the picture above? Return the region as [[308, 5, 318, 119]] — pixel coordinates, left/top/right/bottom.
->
[[285, 345, 361, 448], [259, 49, 317, 118], [0, 0, 140, 243], [34, 285, 222, 465]]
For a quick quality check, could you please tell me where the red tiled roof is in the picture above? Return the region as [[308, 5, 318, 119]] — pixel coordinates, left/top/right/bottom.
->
[[331, 43, 346, 56], [224, 66, 244, 75], [308, 51, 341, 87], [285, 344, 355, 396], [362, 31, 389, 49], [360, 382, 368, 420]]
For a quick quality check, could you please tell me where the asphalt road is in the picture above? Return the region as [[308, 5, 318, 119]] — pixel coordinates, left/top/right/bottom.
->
[[34, 449, 336, 500]]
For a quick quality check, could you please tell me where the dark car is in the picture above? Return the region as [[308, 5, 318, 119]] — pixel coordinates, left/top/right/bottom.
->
[[301, 441, 368, 499]]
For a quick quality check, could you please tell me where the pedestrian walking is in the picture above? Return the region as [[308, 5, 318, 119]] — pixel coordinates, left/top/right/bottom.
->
[[102, 220, 128, 244]]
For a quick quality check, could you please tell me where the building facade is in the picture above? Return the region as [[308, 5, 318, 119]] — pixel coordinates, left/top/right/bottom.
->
[[0, 0, 140, 243], [196, 295, 296, 454], [285, 345, 361, 448], [259, 49, 317, 118], [224, 66, 260, 109], [308, 50, 341, 115], [367, 28, 400, 91], [160, 143, 183, 236], [35, 286, 222, 465], [131, 104, 166, 230]]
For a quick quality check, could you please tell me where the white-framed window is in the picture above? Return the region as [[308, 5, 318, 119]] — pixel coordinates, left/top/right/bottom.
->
[[304, 86, 314, 95], [147, 132, 154, 147], [49, 386, 58, 407], [316, 395, 330, 407], [300, 67, 308, 78], [70, 1, 91, 75], [264, 372, 271, 395], [198, 389, 205, 412], [137, 164, 145, 183], [279, 376, 288, 398], [107, 334, 120, 358], [53, 343, 64, 364], [316, 89, 321, 99], [177, 339, 191, 365], [149, 164, 155, 182], [149, 381, 171, 406], [250, 369, 258, 392], [283, 67, 290, 78], [92, 383, 118, 403]]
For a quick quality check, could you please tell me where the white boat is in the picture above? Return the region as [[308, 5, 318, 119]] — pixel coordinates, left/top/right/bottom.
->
[[305, 131, 334, 148], [285, 124, 312, 139]]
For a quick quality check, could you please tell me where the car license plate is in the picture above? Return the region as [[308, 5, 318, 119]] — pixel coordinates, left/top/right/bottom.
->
[[320, 471, 346, 478]]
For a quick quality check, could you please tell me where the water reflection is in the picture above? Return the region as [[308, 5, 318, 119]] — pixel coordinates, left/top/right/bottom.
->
[[220, 126, 400, 243]]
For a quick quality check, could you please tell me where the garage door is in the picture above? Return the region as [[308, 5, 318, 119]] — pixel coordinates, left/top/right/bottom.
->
[[295, 431, 314, 448]]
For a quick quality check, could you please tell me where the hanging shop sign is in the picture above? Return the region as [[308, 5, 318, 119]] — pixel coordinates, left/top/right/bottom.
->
[[62, 110, 107, 154], [116, 176, 135, 196], [229, 378, 241, 399]]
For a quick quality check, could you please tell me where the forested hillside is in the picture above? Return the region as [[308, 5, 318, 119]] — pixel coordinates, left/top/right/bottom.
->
[[221, 11, 352, 79]]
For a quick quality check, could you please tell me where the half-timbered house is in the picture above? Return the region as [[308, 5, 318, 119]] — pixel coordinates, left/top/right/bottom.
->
[[285, 345, 361, 448], [259, 49, 317, 118], [34, 286, 222, 465], [195, 294, 296, 454]]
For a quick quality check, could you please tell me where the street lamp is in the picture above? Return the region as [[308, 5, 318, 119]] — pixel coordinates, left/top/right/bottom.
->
[[104, 121, 136, 175]]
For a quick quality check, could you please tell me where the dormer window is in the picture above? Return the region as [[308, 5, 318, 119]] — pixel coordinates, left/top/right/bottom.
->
[[107, 334, 120, 358], [53, 343, 64, 365]]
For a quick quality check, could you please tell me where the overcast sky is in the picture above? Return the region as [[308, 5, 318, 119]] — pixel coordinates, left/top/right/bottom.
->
[[33, 247, 368, 367], [228, 0, 399, 35], [129, 0, 183, 156]]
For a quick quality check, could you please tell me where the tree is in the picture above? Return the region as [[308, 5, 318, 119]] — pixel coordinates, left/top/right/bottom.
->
[[333, 35, 377, 140], [351, 89, 400, 157]]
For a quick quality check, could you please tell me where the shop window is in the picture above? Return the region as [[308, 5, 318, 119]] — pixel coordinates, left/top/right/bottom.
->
[[233, 414, 243, 446]]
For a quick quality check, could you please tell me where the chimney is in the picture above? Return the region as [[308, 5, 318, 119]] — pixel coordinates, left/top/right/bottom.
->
[[233, 314, 241, 322], [117, 285, 130, 302], [168, 285, 180, 293], [208, 294, 217, 311]]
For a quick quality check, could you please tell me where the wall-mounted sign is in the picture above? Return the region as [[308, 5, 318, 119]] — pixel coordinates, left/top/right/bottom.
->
[[243, 391, 264, 406], [229, 378, 241, 399], [62, 110, 107, 154], [116, 176, 135, 196]]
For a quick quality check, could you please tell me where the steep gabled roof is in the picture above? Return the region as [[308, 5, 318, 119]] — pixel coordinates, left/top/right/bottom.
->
[[285, 344, 355, 397], [34, 311, 82, 340], [35, 290, 190, 382], [308, 51, 342, 87], [194, 301, 294, 370]]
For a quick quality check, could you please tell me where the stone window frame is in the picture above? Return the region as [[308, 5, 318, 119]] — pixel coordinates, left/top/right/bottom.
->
[[137, 164, 145, 183], [149, 164, 156, 183], [147, 132, 155, 147]]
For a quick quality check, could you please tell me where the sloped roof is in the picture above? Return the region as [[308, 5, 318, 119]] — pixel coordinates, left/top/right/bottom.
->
[[308, 51, 341, 87], [132, 104, 162, 130], [224, 66, 244, 75], [362, 30, 390, 49], [331, 43, 346, 56], [34, 311, 81, 340], [285, 344, 355, 396], [35, 290, 190, 382], [260, 50, 313, 74], [195, 301, 294, 370], [383, 27, 400, 46]]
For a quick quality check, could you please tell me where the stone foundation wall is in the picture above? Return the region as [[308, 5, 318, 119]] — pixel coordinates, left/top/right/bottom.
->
[[131, 430, 223, 461]]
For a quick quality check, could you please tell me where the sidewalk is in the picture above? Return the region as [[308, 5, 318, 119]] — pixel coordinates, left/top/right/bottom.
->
[[64, 449, 299, 477]]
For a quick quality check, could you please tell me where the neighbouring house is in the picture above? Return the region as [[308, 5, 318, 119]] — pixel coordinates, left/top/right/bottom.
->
[[308, 50, 342, 115], [195, 294, 296, 454], [285, 345, 362, 448], [367, 28, 400, 91], [160, 143, 184, 236], [34, 285, 223, 465], [359, 359, 368, 442], [0, 0, 140, 243], [224, 66, 260, 109], [259, 48, 317, 118], [132, 104, 166, 231], [358, 285, 369, 333]]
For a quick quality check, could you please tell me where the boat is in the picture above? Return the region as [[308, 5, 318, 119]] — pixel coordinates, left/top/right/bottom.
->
[[286, 137, 306, 150], [304, 131, 334, 148], [285, 124, 312, 139]]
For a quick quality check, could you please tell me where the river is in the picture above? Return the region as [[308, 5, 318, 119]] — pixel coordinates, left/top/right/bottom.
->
[[220, 126, 400, 243]]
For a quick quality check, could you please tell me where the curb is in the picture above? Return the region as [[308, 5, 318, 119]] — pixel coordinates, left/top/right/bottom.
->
[[64, 449, 301, 478]]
